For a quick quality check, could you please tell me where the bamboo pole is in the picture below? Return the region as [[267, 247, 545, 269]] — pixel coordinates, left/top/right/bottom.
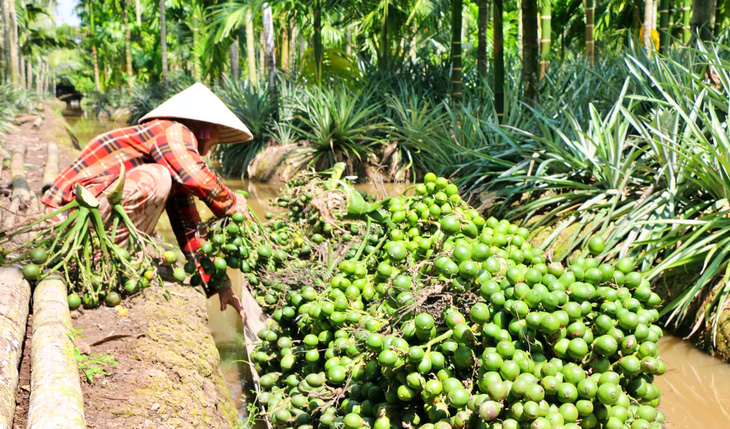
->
[[27, 275, 86, 429], [42, 143, 58, 194], [0, 267, 31, 428]]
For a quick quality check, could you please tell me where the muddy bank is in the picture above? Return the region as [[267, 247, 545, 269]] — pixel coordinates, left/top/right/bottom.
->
[[0, 101, 239, 428], [72, 283, 238, 429]]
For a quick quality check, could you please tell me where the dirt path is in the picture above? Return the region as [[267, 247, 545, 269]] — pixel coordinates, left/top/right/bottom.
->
[[1, 101, 238, 429]]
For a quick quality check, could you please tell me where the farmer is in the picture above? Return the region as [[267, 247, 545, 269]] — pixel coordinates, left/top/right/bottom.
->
[[41, 83, 251, 321]]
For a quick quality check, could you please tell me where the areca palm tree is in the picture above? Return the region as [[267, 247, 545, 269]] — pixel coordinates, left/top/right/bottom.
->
[[522, 0, 538, 105], [160, 0, 167, 93]]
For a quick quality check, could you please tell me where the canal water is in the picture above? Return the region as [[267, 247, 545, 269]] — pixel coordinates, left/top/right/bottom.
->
[[65, 112, 730, 428]]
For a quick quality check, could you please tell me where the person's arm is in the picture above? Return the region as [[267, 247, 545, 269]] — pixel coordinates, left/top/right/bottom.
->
[[165, 193, 227, 297], [153, 123, 247, 320], [149, 123, 248, 218]]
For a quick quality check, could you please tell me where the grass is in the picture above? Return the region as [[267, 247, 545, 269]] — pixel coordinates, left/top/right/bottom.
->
[[0, 84, 39, 134]]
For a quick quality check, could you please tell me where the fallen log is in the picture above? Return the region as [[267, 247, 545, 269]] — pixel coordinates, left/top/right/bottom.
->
[[27, 275, 86, 429], [0, 148, 10, 185], [41, 143, 58, 194], [0, 267, 31, 428], [3, 143, 38, 231]]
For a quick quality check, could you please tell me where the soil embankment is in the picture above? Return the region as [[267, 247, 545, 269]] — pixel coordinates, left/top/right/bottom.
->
[[0, 101, 238, 428]]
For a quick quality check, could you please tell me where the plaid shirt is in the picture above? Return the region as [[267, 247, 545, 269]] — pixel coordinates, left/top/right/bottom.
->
[[42, 119, 238, 286]]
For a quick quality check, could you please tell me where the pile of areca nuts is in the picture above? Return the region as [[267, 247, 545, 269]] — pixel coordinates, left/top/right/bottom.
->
[[197, 164, 665, 429]]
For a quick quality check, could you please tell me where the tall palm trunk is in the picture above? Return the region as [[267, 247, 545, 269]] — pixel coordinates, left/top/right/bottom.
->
[[36, 61, 42, 95], [159, 0, 168, 94], [122, 0, 133, 88], [522, 0, 539, 106], [345, 25, 352, 57], [88, 3, 101, 92], [382, 2, 389, 72], [313, 0, 323, 78], [585, 0, 595, 66], [643, 0, 655, 55], [290, 24, 298, 70], [691, 0, 715, 41], [191, 5, 202, 81], [19, 54, 23, 88], [477, 0, 489, 80], [281, 22, 289, 72], [451, 0, 463, 102], [540, 0, 551, 80], [262, 2, 276, 93], [230, 39, 240, 80], [494, 0, 504, 122], [1, 0, 9, 83], [135, 0, 142, 25], [659, 0, 670, 54], [682, 0, 692, 43], [259, 30, 265, 81], [245, 9, 257, 86], [26, 59, 32, 90], [712, 0, 725, 36], [5, 0, 19, 85]]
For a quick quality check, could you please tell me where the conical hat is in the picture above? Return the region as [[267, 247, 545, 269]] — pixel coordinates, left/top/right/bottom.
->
[[139, 82, 253, 144]]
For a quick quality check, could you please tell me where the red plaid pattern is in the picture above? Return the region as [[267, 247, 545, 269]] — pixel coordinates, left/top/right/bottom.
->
[[42, 119, 237, 262]]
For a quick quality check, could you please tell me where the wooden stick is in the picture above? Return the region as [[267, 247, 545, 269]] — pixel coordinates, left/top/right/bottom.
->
[[0, 267, 31, 428], [27, 275, 86, 428], [42, 143, 58, 194]]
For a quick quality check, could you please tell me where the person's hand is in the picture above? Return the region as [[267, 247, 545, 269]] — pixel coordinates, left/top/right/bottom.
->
[[219, 283, 247, 323], [229, 192, 252, 220]]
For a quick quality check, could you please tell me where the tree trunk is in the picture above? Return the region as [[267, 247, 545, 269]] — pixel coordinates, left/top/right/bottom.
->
[[451, 0, 463, 102], [36, 62, 42, 95], [281, 23, 289, 72], [160, 0, 168, 94], [259, 30, 265, 82], [2, 0, 9, 83], [714, 0, 724, 35], [682, 0, 692, 43], [522, 0, 539, 106], [27, 276, 86, 428], [659, 0, 670, 54], [230, 39, 240, 81], [477, 0, 489, 80], [27, 60, 32, 91], [245, 9, 257, 86], [494, 0, 505, 122], [135, 0, 142, 26], [18, 54, 24, 89], [585, 0, 595, 66], [262, 2, 276, 90], [122, 0, 133, 88], [290, 24, 298, 70], [644, 0, 655, 55], [313, 0, 323, 78], [540, 0, 551, 79], [692, 0, 715, 41], [381, 1, 389, 71], [0, 268, 31, 429], [89, 4, 101, 92], [7, 0, 18, 85], [345, 25, 352, 57]]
